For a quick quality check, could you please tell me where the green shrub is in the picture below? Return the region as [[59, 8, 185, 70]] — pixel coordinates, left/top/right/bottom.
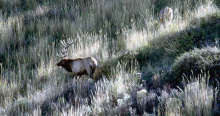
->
[[170, 46, 220, 84]]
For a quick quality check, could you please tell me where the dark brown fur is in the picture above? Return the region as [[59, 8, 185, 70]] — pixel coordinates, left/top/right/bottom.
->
[[57, 58, 73, 72]]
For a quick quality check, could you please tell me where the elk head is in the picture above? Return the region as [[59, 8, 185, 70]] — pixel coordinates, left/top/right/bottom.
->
[[57, 38, 98, 78]]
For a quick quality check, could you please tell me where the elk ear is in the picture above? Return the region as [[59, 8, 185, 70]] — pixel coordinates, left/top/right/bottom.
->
[[168, 8, 171, 12]]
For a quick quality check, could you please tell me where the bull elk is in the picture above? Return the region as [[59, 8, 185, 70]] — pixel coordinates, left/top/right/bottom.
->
[[57, 38, 98, 79], [159, 7, 173, 24]]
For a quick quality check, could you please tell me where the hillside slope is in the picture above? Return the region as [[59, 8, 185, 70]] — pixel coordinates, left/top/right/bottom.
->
[[0, 0, 220, 115]]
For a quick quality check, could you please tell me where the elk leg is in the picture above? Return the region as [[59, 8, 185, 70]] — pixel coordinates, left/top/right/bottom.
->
[[83, 60, 92, 78]]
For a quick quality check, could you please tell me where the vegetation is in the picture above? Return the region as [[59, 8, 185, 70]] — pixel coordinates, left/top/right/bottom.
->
[[170, 46, 220, 85], [0, 0, 219, 115]]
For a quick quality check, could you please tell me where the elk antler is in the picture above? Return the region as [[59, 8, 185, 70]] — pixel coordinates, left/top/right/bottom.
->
[[57, 38, 74, 58]]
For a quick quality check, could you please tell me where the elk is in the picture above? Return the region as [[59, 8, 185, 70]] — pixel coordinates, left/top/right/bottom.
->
[[159, 7, 173, 24], [57, 38, 98, 79]]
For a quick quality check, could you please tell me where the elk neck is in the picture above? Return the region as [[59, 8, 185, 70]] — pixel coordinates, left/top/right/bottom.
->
[[62, 59, 74, 72]]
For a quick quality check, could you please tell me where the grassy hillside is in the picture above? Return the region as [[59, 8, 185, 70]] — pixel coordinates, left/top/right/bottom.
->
[[0, 0, 220, 115]]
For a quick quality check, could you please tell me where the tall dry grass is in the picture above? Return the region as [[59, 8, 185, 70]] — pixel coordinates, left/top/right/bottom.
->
[[0, 0, 219, 115]]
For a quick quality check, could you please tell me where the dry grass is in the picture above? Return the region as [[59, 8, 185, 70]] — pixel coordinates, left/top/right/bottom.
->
[[0, 0, 219, 115]]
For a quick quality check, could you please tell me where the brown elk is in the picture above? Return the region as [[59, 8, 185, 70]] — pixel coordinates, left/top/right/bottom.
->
[[57, 38, 98, 79], [159, 7, 173, 24]]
